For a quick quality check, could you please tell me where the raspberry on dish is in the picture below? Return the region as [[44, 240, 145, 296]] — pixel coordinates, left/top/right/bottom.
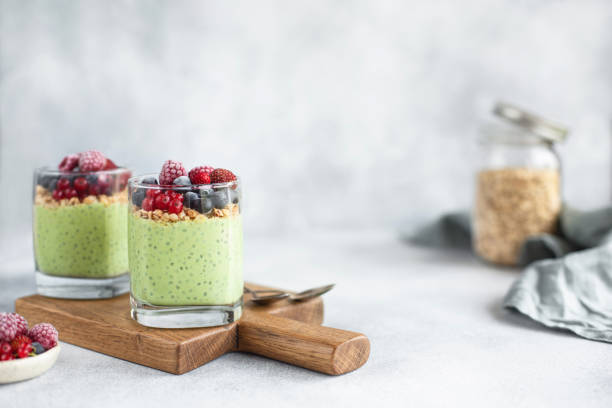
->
[[210, 168, 237, 184], [79, 150, 106, 172], [188, 166, 214, 184], [10, 313, 28, 336], [0, 313, 17, 342], [159, 160, 187, 185], [28, 323, 58, 350], [58, 154, 79, 172]]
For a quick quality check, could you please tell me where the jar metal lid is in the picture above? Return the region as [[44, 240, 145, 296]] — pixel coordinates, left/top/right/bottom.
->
[[493, 102, 568, 143]]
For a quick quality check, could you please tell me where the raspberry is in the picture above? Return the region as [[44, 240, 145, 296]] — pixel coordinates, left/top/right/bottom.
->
[[16, 342, 33, 358], [168, 198, 183, 214], [210, 168, 237, 184], [159, 160, 187, 185], [141, 197, 155, 211], [58, 154, 79, 172], [188, 166, 213, 184], [10, 313, 28, 336], [0, 313, 17, 342], [28, 323, 58, 350], [11, 334, 32, 352], [154, 193, 171, 211], [103, 158, 118, 170], [79, 150, 106, 172]]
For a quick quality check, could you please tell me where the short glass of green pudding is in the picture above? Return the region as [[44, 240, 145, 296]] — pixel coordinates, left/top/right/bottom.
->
[[128, 161, 243, 328], [33, 150, 132, 299]]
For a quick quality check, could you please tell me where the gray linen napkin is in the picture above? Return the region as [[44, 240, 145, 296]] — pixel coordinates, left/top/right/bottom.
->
[[405, 206, 612, 343]]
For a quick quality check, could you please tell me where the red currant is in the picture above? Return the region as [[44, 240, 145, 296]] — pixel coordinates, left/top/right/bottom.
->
[[168, 198, 183, 214], [88, 184, 102, 196], [63, 188, 78, 199], [146, 189, 162, 199], [73, 177, 89, 193], [57, 178, 71, 190], [154, 193, 171, 211], [141, 197, 154, 211], [52, 189, 65, 201]]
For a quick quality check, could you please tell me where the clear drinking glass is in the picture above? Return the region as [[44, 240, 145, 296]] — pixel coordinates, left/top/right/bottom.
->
[[33, 167, 132, 298], [128, 174, 243, 328]]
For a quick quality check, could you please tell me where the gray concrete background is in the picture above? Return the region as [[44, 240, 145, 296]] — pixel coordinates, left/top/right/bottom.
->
[[1, 0, 611, 240]]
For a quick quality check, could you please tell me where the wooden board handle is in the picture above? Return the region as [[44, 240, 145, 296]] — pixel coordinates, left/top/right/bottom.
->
[[238, 312, 370, 375]]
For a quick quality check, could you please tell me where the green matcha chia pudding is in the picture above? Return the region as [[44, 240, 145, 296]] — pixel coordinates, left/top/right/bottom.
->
[[128, 162, 243, 328], [33, 151, 132, 299]]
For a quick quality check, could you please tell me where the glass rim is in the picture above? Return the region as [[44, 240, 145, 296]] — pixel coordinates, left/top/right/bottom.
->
[[35, 166, 131, 176], [128, 173, 240, 190]]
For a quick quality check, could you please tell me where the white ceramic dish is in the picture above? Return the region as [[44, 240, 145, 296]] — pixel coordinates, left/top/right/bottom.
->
[[0, 344, 60, 384]]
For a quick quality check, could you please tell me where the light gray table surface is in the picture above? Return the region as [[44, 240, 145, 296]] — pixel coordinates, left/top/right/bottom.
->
[[1, 228, 611, 407]]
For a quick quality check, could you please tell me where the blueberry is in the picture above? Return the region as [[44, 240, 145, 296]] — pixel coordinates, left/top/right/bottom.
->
[[201, 197, 213, 213], [211, 189, 229, 209], [132, 189, 146, 206], [142, 176, 158, 185], [38, 174, 59, 191], [31, 342, 46, 354], [230, 189, 240, 204], [173, 176, 191, 186], [184, 191, 201, 212], [86, 174, 99, 185]]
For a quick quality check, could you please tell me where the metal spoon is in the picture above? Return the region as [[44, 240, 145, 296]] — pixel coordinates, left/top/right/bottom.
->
[[245, 284, 335, 306]]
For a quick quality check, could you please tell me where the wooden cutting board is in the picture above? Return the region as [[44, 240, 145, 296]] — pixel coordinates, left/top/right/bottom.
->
[[15, 283, 369, 375]]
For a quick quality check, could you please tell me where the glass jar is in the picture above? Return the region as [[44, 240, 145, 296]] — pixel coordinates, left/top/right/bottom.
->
[[128, 174, 243, 328], [473, 102, 567, 266], [33, 167, 132, 298]]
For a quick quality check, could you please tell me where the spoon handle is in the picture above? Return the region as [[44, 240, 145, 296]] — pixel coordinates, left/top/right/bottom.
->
[[237, 312, 370, 375]]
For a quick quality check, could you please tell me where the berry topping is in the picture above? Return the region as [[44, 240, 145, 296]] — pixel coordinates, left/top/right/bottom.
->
[[58, 154, 79, 172], [146, 189, 162, 199], [88, 184, 103, 196], [168, 198, 184, 214], [103, 158, 118, 170], [31, 342, 45, 355], [184, 192, 200, 212], [159, 160, 187, 185], [11, 334, 32, 352], [73, 177, 89, 193], [28, 323, 58, 350], [16, 342, 33, 358], [52, 189, 65, 201], [79, 150, 106, 172], [154, 193, 171, 211], [63, 188, 78, 199], [211, 189, 230, 209], [0, 353, 14, 361], [210, 168, 237, 184], [167, 191, 183, 201], [10, 313, 28, 336], [173, 176, 191, 186], [141, 197, 155, 211], [57, 178, 71, 190], [132, 189, 145, 207], [189, 166, 214, 185], [142, 176, 158, 185], [0, 341, 11, 355], [0, 313, 17, 342]]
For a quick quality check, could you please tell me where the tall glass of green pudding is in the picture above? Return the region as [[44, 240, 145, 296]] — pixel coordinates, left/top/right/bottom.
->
[[33, 150, 132, 299], [128, 162, 243, 328]]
